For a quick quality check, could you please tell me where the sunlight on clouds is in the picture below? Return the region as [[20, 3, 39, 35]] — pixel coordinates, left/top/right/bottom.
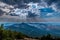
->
[[46, 13, 53, 16], [0, 2, 14, 13], [5, 0, 60, 22]]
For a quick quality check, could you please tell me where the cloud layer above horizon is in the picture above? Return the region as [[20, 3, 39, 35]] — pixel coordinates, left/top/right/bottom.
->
[[0, 0, 60, 22]]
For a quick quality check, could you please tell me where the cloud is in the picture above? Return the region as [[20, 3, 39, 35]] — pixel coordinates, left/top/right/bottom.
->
[[46, 13, 53, 16], [0, 1, 14, 13], [0, 0, 60, 22], [27, 11, 38, 18]]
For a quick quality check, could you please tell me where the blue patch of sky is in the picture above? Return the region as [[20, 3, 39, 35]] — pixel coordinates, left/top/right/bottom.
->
[[32, 5, 36, 8], [39, 8, 54, 13]]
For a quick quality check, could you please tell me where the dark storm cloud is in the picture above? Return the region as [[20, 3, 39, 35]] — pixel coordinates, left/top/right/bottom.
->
[[27, 11, 38, 18], [0, 0, 41, 5], [44, 0, 59, 3], [41, 0, 60, 10], [55, 1, 60, 10], [44, 0, 59, 5], [0, 0, 60, 9], [0, 10, 4, 16], [0, 0, 59, 5]]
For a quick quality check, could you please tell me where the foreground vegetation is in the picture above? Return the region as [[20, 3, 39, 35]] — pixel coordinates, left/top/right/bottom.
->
[[0, 24, 29, 40], [0, 24, 60, 40]]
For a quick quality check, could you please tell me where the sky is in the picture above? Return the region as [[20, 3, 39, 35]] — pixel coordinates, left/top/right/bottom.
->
[[0, 0, 60, 22], [8, 0, 60, 22]]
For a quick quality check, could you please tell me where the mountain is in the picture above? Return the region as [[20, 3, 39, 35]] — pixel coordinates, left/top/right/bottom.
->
[[4, 23, 60, 37], [5, 23, 48, 37]]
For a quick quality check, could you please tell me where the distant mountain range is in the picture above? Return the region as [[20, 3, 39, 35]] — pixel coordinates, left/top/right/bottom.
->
[[4, 23, 60, 37]]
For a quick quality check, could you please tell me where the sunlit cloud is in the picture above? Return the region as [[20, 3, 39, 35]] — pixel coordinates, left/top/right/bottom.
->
[[0, 0, 60, 22]]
